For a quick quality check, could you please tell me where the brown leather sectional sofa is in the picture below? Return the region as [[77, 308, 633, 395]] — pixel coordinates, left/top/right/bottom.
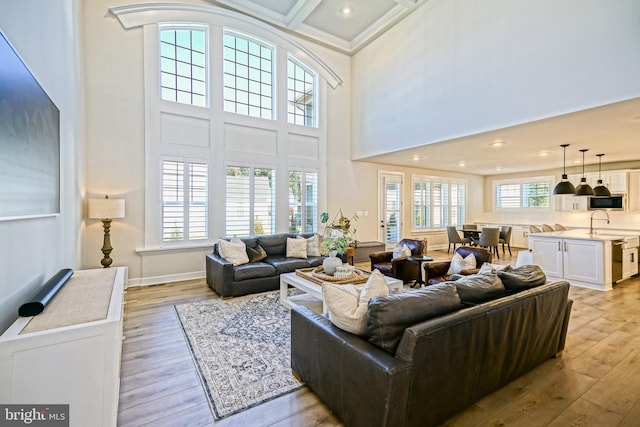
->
[[291, 278, 572, 427]]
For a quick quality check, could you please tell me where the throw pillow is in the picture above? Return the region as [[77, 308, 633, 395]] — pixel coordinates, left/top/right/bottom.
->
[[246, 244, 267, 263], [446, 252, 477, 275], [286, 237, 308, 259], [392, 243, 411, 260], [452, 272, 506, 304], [498, 264, 547, 292], [298, 234, 321, 257], [218, 236, 249, 266], [478, 262, 513, 275], [366, 283, 462, 354], [323, 269, 389, 335]]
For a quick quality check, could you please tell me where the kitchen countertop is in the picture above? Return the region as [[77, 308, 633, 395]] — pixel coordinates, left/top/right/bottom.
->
[[532, 229, 640, 241]]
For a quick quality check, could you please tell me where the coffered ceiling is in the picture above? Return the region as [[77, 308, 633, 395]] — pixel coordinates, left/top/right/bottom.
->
[[206, 0, 426, 53]]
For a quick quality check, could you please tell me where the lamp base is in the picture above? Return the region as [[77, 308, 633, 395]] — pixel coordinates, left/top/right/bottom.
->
[[100, 218, 114, 268]]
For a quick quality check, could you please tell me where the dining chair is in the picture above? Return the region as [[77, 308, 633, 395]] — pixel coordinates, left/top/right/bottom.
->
[[529, 225, 542, 233], [554, 223, 567, 231], [446, 226, 470, 253], [499, 225, 512, 256], [477, 227, 500, 258], [541, 224, 554, 232]]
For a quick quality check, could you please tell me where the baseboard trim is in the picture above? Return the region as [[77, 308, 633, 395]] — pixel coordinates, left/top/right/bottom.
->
[[127, 271, 205, 288]]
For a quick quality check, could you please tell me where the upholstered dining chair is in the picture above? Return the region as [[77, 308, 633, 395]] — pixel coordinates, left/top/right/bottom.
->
[[499, 226, 512, 256], [541, 224, 554, 232], [476, 227, 500, 258], [554, 223, 567, 231], [446, 226, 470, 253], [529, 225, 542, 233]]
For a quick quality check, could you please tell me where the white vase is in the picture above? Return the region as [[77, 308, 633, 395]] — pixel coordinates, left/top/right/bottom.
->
[[323, 251, 342, 276]]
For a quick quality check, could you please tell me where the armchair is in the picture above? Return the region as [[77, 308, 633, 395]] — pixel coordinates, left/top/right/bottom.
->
[[369, 238, 424, 283], [424, 246, 493, 285]]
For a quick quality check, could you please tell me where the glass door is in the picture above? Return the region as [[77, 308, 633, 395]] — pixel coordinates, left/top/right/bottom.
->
[[379, 173, 403, 247]]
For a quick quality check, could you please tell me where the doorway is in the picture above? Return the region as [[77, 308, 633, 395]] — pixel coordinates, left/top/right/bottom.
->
[[378, 172, 403, 247]]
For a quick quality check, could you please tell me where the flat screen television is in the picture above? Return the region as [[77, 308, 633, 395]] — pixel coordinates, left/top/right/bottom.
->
[[0, 28, 60, 220]]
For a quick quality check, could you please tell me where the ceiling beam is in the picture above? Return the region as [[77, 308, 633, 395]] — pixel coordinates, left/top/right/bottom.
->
[[393, 0, 421, 8], [286, 0, 323, 29]]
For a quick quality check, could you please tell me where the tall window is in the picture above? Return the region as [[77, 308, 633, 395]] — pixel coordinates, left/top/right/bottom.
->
[[413, 176, 466, 229], [225, 166, 276, 236], [162, 160, 208, 242], [287, 57, 316, 127], [159, 26, 207, 107], [223, 31, 274, 119], [495, 178, 551, 209], [288, 171, 317, 233]]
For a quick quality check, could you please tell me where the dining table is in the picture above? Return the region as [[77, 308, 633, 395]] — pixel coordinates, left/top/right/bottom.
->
[[459, 228, 481, 243]]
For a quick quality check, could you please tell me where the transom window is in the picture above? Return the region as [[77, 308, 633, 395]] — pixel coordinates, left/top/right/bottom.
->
[[223, 31, 274, 119], [159, 26, 207, 107], [413, 176, 466, 229], [287, 57, 316, 127], [495, 178, 552, 209]]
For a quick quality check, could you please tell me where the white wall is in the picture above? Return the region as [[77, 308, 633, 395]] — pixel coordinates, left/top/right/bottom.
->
[[0, 0, 84, 332], [351, 0, 640, 159]]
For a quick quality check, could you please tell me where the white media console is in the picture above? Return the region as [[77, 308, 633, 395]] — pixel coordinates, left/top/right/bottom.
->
[[0, 267, 127, 427]]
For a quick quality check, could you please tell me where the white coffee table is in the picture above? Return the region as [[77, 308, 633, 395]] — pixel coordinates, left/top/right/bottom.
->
[[280, 271, 403, 314]]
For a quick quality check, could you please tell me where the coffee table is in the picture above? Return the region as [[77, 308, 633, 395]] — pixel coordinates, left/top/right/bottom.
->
[[280, 271, 403, 314]]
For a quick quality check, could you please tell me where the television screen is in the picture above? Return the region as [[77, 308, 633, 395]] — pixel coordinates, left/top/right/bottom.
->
[[0, 29, 60, 220]]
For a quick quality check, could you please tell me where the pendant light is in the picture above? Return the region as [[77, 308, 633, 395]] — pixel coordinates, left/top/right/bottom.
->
[[553, 144, 576, 195], [575, 148, 595, 196], [593, 153, 611, 197]]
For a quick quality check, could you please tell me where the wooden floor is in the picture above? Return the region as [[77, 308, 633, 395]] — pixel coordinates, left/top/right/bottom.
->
[[118, 249, 640, 426]]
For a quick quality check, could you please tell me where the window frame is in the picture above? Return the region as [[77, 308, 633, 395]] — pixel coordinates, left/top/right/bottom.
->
[[288, 169, 318, 233], [412, 175, 467, 231], [493, 176, 554, 212], [287, 56, 318, 128]]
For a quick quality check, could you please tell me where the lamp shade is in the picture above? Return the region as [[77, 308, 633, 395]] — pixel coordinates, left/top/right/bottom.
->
[[593, 182, 611, 197], [575, 179, 595, 196], [553, 174, 576, 195], [88, 197, 125, 219]]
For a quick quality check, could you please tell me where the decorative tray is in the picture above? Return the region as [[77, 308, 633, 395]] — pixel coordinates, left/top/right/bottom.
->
[[295, 266, 370, 285]]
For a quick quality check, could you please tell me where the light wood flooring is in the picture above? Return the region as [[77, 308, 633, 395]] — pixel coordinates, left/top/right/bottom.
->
[[118, 249, 640, 426]]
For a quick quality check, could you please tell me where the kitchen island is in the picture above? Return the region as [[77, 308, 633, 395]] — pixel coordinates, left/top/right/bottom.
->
[[529, 229, 639, 291]]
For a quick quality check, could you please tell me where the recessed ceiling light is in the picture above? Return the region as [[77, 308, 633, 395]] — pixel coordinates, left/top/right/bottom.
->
[[490, 139, 505, 147], [458, 161, 466, 167], [340, 5, 352, 15], [495, 166, 503, 172], [412, 154, 421, 161], [538, 151, 550, 157]]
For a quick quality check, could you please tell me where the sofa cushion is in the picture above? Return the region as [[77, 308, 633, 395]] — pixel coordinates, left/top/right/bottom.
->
[[301, 234, 321, 257], [246, 244, 267, 263], [218, 236, 250, 266], [447, 252, 477, 275], [452, 272, 506, 304], [286, 237, 308, 258], [233, 262, 277, 281], [498, 264, 547, 291], [258, 234, 288, 256], [306, 256, 325, 268], [478, 262, 512, 275], [366, 283, 463, 354], [323, 270, 389, 335], [267, 257, 312, 274]]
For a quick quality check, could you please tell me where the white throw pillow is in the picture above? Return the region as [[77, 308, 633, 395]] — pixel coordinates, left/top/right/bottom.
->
[[286, 237, 307, 258], [479, 262, 511, 275], [392, 243, 411, 260], [323, 269, 389, 335], [298, 235, 321, 257], [446, 252, 477, 275], [218, 236, 249, 266]]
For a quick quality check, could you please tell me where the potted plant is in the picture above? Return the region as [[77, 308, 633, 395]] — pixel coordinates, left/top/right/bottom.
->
[[320, 210, 358, 275]]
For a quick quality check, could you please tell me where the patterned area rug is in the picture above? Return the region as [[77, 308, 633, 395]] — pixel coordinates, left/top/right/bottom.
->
[[174, 291, 304, 420]]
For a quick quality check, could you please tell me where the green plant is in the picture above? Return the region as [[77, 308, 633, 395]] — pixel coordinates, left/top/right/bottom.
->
[[320, 209, 358, 254]]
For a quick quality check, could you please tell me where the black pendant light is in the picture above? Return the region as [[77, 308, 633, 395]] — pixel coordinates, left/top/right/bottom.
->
[[575, 148, 595, 196], [553, 144, 576, 195], [593, 153, 611, 197]]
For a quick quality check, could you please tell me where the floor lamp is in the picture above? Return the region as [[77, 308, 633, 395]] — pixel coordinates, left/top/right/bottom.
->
[[88, 195, 125, 268]]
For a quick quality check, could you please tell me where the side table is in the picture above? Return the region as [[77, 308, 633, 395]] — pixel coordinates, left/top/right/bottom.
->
[[408, 255, 434, 288]]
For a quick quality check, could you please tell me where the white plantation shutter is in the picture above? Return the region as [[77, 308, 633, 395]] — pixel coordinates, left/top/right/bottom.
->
[[225, 166, 275, 236], [162, 160, 208, 242], [288, 171, 317, 233], [412, 176, 466, 229]]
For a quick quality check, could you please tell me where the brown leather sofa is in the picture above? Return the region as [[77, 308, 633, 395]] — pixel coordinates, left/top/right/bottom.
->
[[424, 246, 492, 284], [291, 279, 573, 427], [369, 238, 424, 283]]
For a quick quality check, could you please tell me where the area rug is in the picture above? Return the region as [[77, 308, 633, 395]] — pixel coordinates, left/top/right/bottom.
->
[[174, 291, 304, 420]]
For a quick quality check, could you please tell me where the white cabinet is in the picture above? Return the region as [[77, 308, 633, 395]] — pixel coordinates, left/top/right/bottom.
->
[[510, 226, 529, 248], [604, 171, 627, 193], [0, 267, 126, 427], [629, 171, 640, 211], [555, 194, 587, 212], [529, 236, 604, 287]]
